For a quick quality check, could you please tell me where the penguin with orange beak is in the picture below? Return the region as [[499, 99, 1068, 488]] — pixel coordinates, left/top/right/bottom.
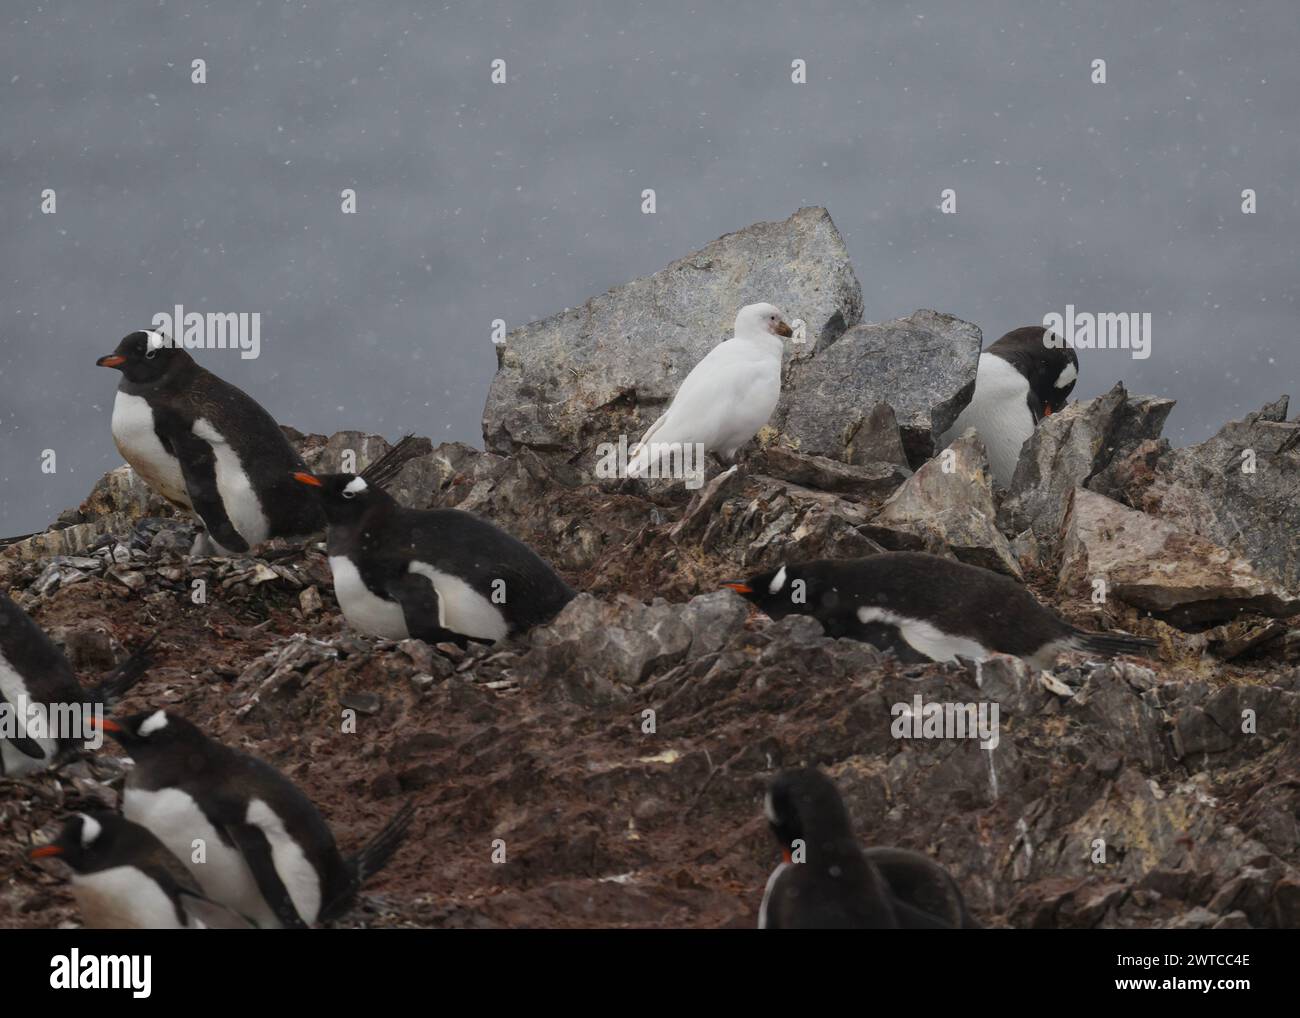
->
[[96, 328, 323, 555], [29, 812, 252, 929]]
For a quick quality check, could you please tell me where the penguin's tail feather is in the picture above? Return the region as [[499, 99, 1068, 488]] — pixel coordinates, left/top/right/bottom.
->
[[1072, 631, 1158, 659], [90, 634, 158, 705], [351, 799, 417, 886]]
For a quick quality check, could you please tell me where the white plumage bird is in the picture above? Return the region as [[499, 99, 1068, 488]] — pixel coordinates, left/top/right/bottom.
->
[[627, 302, 793, 479]]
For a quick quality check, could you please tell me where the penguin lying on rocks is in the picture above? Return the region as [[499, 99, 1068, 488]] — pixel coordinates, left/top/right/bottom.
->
[[294, 436, 575, 647]]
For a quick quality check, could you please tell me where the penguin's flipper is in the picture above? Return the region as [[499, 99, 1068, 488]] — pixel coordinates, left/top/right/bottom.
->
[[0, 689, 47, 760], [168, 431, 250, 554], [888, 896, 960, 929], [178, 891, 257, 930], [850, 621, 932, 664], [224, 822, 310, 929], [383, 574, 471, 648]]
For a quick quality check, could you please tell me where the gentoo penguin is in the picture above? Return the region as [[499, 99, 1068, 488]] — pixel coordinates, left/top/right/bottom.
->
[[723, 551, 1155, 669], [937, 326, 1080, 488], [293, 437, 575, 646], [96, 329, 323, 555], [97, 709, 415, 929], [626, 302, 793, 480], [759, 768, 976, 929], [29, 812, 252, 929], [0, 591, 153, 776]]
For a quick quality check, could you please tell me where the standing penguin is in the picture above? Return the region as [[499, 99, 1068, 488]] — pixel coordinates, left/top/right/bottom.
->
[[293, 437, 575, 646], [626, 303, 794, 480], [937, 326, 1079, 488], [723, 552, 1155, 668], [0, 591, 152, 776], [96, 329, 324, 555], [759, 768, 976, 929], [29, 812, 252, 929], [98, 709, 415, 929]]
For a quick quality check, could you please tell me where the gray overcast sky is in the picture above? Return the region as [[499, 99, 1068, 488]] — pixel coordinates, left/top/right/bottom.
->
[[2, 1, 1297, 535]]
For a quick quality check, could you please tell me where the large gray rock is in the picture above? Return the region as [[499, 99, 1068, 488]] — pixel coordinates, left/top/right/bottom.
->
[[522, 591, 751, 703], [775, 309, 981, 466], [866, 430, 1021, 578], [1059, 488, 1299, 626], [482, 207, 863, 469], [999, 384, 1175, 554], [1135, 397, 1300, 592]]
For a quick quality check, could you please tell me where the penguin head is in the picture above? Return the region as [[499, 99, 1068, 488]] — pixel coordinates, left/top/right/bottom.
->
[[28, 812, 115, 873], [722, 563, 816, 618], [765, 768, 856, 858], [735, 302, 794, 340], [292, 471, 393, 526], [96, 329, 186, 384], [96, 708, 201, 755], [989, 326, 1080, 420]]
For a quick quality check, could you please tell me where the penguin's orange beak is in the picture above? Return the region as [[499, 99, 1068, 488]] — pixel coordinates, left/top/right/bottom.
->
[[96, 354, 127, 368], [29, 845, 63, 859], [1042, 404, 1053, 417], [293, 472, 323, 488], [722, 581, 753, 594], [87, 716, 123, 733]]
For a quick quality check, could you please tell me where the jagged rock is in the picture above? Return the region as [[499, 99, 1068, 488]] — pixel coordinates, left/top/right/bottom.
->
[[845, 402, 910, 467], [865, 431, 1021, 578], [1134, 397, 1300, 591], [774, 309, 981, 466], [690, 475, 884, 572], [1059, 488, 1299, 626], [999, 384, 1175, 555], [758, 444, 909, 497], [482, 207, 863, 469], [522, 591, 752, 704]]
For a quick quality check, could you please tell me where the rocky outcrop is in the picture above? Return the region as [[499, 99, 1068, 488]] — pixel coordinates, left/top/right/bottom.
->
[[998, 384, 1175, 557], [6, 211, 1300, 932], [481, 206, 864, 470], [773, 309, 982, 466], [1134, 398, 1300, 592], [866, 430, 1021, 578], [1058, 488, 1300, 625]]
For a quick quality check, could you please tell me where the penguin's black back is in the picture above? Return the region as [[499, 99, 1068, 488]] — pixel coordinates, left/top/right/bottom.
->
[[793, 552, 1074, 656]]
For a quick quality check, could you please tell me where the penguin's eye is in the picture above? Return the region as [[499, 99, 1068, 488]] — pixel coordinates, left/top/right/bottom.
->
[[341, 489, 356, 500], [145, 348, 157, 360]]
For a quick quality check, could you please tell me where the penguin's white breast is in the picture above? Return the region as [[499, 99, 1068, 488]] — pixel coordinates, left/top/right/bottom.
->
[[71, 867, 187, 930], [758, 862, 789, 929], [0, 653, 60, 775], [245, 799, 323, 925], [192, 418, 271, 546], [408, 562, 509, 642], [857, 607, 990, 664], [328, 556, 410, 639], [110, 392, 191, 507], [124, 785, 276, 928], [939, 353, 1035, 488]]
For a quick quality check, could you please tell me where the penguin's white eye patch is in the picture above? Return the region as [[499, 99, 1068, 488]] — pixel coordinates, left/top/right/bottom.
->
[[139, 710, 169, 736], [79, 814, 102, 846], [768, 566, 788, 594], [1054, 363, 1077, 389], [343, 477, 368, 497], [764, 789, 778, 823]]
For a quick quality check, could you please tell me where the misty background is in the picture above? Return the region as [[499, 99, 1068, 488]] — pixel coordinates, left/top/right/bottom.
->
[[2, 0, 1297, 536]]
